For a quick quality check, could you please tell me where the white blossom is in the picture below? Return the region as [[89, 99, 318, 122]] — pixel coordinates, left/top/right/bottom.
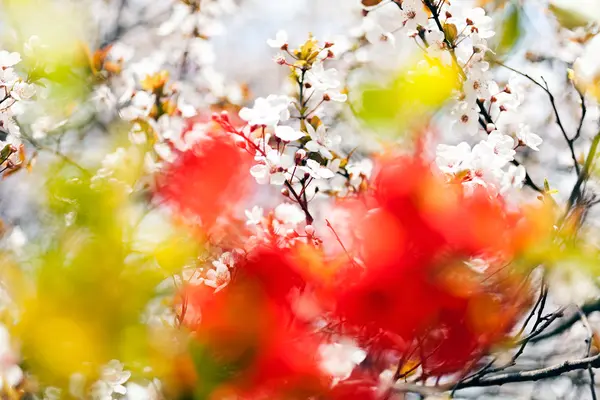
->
[[305, 124, 340, 160], [453, 101, 480, 136], [516, 123, 543, 151], [245, 206, 264, 226], [10, 81, 36, 101], [267, 30, 289, 48], [90, 360, 131, 400], [119, 91, 156, 121], [436, 142, 472, 174], [0, 51, 21, 68], [203, 260, 231, 291], [239, 95, 292, 127], [275, 125, 305, 142], [319, 340, 367, 382], [274, 203, 306, 225], [400, 0, 428, 31], [302, 159, 336, 179], [464, 8, 495, 39]]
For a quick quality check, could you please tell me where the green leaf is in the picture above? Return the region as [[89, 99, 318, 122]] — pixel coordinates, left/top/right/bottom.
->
[[549, 3, 592, 30], [493, 3, 523, 58]]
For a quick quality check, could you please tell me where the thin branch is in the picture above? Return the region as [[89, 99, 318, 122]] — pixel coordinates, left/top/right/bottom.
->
[[577, 307, 598, 400], [494, 60, 581, 175], [574, 87, 587, 142], [531, 298, 600, 343], [566, 132, 600, 213], [454, 352, 600, 389]]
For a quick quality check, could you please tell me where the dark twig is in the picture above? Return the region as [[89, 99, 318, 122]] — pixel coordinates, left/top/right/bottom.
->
[[531, 298, 600, 343], [574, 87, 587, 143], [577, 307, 598, 400], [454, 353, 600, 389], [494, 61, 581, 175], [565, 132, 600, 214]]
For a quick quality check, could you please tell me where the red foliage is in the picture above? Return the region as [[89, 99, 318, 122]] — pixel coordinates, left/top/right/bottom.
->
[[173, 151, 548, 395], [331, 155, 534, 375], [181, 246, 330, 399], [156, 132, 253, 230]]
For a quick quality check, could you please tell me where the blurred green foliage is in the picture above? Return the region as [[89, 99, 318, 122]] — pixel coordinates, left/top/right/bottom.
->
[[4, 0, 93, 117], [352, 57, 460, 140], [492, 2, 524, 59], [5, 160, 201, 389]]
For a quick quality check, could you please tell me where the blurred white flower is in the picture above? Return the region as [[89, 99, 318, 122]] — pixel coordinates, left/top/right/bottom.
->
[[267, 30, 288, 48], [0, 51, 21, 68], [306, 63, 347, 102], [274, 203, 305, 225], [306, 63, 341, 91], [239, 95, 292, 127], [10, 81, 36, 101], [500, 164, 526, 193], [516, 123, 542, 151], [319, 340, 366, 382], [43, 387, 61, 400], [305, 124, 340, 160], [6, 227, 27, 254], [90, 360, 131, 400], [0, 68, 18, 86], [0, 324, 22, 391], [474, 130, 515, 169], [204, 260, 231, 291], [245, 206, 264, 226], [453, 101, 480, 136], [302, 159, 336, 179], [275, 125, 305, 142], [400, 0, 428, 31], [119, 91, 156, 121], [436, 142, 472, 174], [464, 7, 495, 39], [126, 379, 161, 400]]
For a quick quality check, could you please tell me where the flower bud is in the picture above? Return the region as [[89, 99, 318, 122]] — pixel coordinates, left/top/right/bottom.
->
[[286, 229, 298, 238], [305, 225, 315, 236], [274, 55, 286, 65], [281, 188, 290, 197], [295, 149, 307, 164], [486, 123, 496, 133]]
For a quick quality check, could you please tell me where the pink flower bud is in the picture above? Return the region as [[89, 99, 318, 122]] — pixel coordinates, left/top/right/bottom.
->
[[305, 225, 315, 236]]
